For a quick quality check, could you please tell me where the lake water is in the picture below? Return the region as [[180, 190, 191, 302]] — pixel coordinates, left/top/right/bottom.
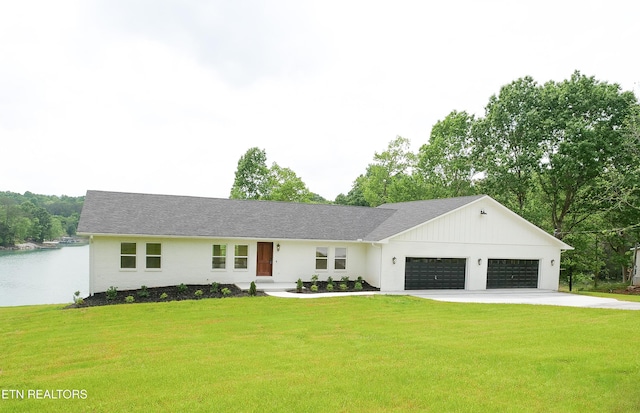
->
[[0, 245, 89, 307]]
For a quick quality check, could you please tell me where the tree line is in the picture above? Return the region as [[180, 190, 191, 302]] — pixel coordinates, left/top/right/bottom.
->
[[0, 191, 84, 246], [231, 71, 640, 283]]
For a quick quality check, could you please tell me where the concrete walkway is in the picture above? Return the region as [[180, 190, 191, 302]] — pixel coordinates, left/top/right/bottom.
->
[[397, 289, 640, 310]]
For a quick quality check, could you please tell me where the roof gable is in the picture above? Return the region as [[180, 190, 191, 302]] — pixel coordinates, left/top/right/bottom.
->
[[387, 196, 572, 250], [365, 195, 485, 241]]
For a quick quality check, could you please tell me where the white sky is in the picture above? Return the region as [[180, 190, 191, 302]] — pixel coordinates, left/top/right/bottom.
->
[[1, 0, 639, 201]]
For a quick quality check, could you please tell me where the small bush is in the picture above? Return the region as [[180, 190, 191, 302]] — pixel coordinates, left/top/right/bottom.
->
[[178, 283, 188, 293], [354, 281, 363, 291], [311, 274, 319, 285], [326, 283, 334, 291], [137, 285, 149, 298], [125, 295, 135, 303], [210, 282, 220, 293], [159, 292, 168, 300], [341, 276, 350, 283], [339, 283, 348, 291], [249, 281, 257, 296], [106, 286, 118, 301], [310, 284, 319, 292], [296, 278, 303, 293], [73, 291, 84, 306], [327, 276, 334, 286], [356, 276, 364, 283], [194, 289, 203, 298], [221, 287, 232, 296]]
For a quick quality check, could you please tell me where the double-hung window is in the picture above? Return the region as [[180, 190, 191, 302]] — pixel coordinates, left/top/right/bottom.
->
[[335, 247, 347, 270], [316, 247, 328, 270], [212, 244, 227, 269], [234, 245, 248, 269], [121, 242, 136, 269], [146, 243, 162, 269]]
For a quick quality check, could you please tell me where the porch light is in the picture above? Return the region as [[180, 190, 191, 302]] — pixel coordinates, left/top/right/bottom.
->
[[480, 209, 487, 215], [551, 259, 555, 266], [276, 243, 280, 251], [477, 258, 482, 265], [392, 257, 397, 264]]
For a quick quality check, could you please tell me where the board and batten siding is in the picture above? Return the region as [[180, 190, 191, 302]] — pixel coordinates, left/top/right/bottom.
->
[[88, 236, 368, 294], [376, 198, 563, 291]]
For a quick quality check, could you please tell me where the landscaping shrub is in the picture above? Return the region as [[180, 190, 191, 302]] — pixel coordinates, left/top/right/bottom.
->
[[106, 286, 118, 301], [194, 289, 203, 298], [210, 282, 220, 293], [249, 281, 257, 296], [296, 278, 303, 293], [125, 295, 135, 303], [339, 283, 348, 291], [72, 291, 84, 305], [137, 285, 149, 298], [354, 281, 363, 291], [326, 283, 334, 292], [310, 284, 319, 292], [159, 292, 168, 300], [178, 283, 188, 293], [221, 287, 232, 296]]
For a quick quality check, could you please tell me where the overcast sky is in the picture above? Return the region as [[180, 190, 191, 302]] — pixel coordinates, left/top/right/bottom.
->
[[2, 1, 638, 201]]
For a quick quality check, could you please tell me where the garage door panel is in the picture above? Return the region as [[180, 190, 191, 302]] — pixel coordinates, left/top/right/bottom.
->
[[405, 258, 466, 290], [487, 259, 538, 288]]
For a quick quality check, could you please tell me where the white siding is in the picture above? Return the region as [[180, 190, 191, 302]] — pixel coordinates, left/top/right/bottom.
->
[[87, 197, 568, 294], [378, 198, 565, 291], [89, 236, 367, 294]]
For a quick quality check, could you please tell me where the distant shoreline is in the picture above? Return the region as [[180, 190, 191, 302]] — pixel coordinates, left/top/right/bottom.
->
[[0, 238, 88, 251]]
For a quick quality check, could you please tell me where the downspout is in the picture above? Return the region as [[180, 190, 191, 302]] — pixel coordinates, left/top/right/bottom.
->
[[89, 235, 94, 296]]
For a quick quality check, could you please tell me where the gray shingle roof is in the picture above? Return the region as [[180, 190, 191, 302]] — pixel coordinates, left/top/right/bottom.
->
[[77, 190, 485, 242]]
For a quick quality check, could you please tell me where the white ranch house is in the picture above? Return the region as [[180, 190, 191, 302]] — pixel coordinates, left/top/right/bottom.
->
[[77, 190, 572, 294]]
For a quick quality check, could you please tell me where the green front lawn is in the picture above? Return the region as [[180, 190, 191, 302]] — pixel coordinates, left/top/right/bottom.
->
[[1, 296, 639, 412], [574, 291, 640, 303]]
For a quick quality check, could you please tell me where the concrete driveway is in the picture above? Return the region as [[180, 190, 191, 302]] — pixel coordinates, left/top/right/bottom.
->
[[403, 289, 640, 310]]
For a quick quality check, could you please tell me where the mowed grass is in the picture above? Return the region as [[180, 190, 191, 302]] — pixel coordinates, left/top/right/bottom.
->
[[1, 295, 640, 412]]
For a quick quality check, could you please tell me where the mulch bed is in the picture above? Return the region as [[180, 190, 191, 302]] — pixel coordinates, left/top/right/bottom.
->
[[68, 284, 266, 308], [293, 281, 379, 294], [67, 281, 380, 308]]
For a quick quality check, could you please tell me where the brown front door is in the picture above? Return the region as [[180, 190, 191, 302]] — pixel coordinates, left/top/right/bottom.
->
[[256, 242, 273, 276]]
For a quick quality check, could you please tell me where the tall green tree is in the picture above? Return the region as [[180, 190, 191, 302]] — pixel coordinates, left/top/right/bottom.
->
[[360, 136, 416, 206], [230, 148, 270, 199], [416, 110, 478, 198], [537, 71, 638, 239], [265, 162, 313, 203], [335, 175, 370, 206], [229, 148, 315, 203], [473, 76, 543, 216]]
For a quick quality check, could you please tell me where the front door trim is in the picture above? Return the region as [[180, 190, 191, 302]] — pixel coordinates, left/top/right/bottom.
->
[[256, 242, 273, 277]]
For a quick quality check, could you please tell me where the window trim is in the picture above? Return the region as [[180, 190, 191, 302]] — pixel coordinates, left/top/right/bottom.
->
[[120, 242, 137, 271], [334, 247, 347, 271], [234, 244, 249, 271], [145, 242, 162, 271], [315, 247, 328, 271], [212, 244, 227, 270]]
